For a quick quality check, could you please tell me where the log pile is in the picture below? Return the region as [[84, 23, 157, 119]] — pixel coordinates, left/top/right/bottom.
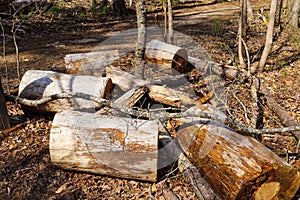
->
[[7, 40, 300, 199]]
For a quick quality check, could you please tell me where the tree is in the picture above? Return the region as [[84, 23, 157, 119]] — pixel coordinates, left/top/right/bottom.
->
[[0, 77, 10, 130], [167, 0, 174, 44], [110, 0, 126, 16], [135, 0, 147, 79], [290, 0, 300, 27], [256, 0, 278, 72], [238, 0, 248, 68]]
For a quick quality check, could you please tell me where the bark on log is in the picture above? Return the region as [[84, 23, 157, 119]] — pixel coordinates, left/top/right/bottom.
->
[[0, 77, 10, 130], [64, 51, 119, 76], [106, 66, 195, 107], [50, 110, 159, 182], [18, 70, 113, 113], [176, 116, 300, 199], [145, 40, 188, 73]]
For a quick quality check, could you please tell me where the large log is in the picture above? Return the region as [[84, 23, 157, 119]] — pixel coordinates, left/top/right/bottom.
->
[[145, 40, 188, 73], [64, 51, 119, 75], [0, 77, 10, 130], [176, 114, 300, 199], [106, 66, 195, 107], [50, 110, 159, 182], [18, 70, 113, 113]]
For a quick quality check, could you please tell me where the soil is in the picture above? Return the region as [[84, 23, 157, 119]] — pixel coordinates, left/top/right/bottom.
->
[[0, 0, 299, 199]]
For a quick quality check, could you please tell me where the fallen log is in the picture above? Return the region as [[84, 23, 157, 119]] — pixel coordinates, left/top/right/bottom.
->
[[50, 110, 159, 182], [260, 83, 300, 140], [176, 115, 300, 199], [106, 66, 195, 107], [145, 40, 188, 73], [18, 70, 113, 113], [64, 51, 119, 75], [0, 77, 10, 130]]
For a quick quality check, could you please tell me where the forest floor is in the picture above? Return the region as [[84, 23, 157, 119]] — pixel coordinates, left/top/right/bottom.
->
[[0, 0, 299, 199]]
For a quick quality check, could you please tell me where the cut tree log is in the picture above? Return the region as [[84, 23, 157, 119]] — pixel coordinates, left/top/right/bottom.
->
[[64, 51, 119, 75], [18, 70, 113, 113], [0, 77, 10, 130], [106, 66, 195, 107], [176, 113, 300, 199], [50, 110, 159, 182], [145, 40, 188, 73]]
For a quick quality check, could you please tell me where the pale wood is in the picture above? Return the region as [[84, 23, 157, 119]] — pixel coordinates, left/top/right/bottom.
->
[[0, 77, 10, 130], [145, 40, 188, 73], [106, 66, 195, 107], [114, 86, 147, 108], [50, 110, 159, 182], [18, 70, 113, 113], [64, 51, 119, 75], [176, 110, 300, 199]]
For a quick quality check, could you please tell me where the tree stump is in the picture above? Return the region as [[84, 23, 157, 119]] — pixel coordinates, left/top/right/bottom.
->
[[50, 110, 159, 182], [18, 70, 113, 113], [0, 77, 10, 130]]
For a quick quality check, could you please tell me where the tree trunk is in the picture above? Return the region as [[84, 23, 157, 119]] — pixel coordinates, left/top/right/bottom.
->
[[238, 0, 247, 67], [135, 0, 147, 79], [167, 0, 174, 44], [247, 0, 253, 19], [163, 0, 167, 42], [290, 0, 300, 27], [0, 77, 10, 130], [50, 110, 158, 182], [257, 0, 278, 72], [176, 115, 300, 199], [110, 0, 126, 16], [18, 70, 113, 113]]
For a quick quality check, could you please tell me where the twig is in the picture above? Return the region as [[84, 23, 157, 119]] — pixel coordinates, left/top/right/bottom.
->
[[5, 92, 300, 136], [240, 37, 251, 76], [11, 18, 20, 81], [232, 90, 250, 126], [0, 18, 9, 86], [249, 77, 260, 129]]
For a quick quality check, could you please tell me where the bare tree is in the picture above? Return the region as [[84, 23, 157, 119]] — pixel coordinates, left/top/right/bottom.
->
[[110, 0, 126, 16], [167, 0, 173, 44], [0, 77, 10, 130], [290, 0, 299, 27], [256, 0, 278, 72], [247, 0, 253, 19], [238, 0, 247, 67], [135, 0, 147, 79]]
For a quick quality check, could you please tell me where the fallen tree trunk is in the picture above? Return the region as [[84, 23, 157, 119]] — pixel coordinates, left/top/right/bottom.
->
[[106, 66, 195, 107], [0, 77, 10, 130], [260, 83, 300, 140], [145, 40, 188, 73], [50, 110, 159, 182], [64, 51, 118, 75], [176, 116, 300, 199], [18, 70, 113, 113]]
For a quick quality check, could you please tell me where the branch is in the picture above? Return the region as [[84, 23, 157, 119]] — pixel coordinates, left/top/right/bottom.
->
[[5, 92, 300, 136]]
